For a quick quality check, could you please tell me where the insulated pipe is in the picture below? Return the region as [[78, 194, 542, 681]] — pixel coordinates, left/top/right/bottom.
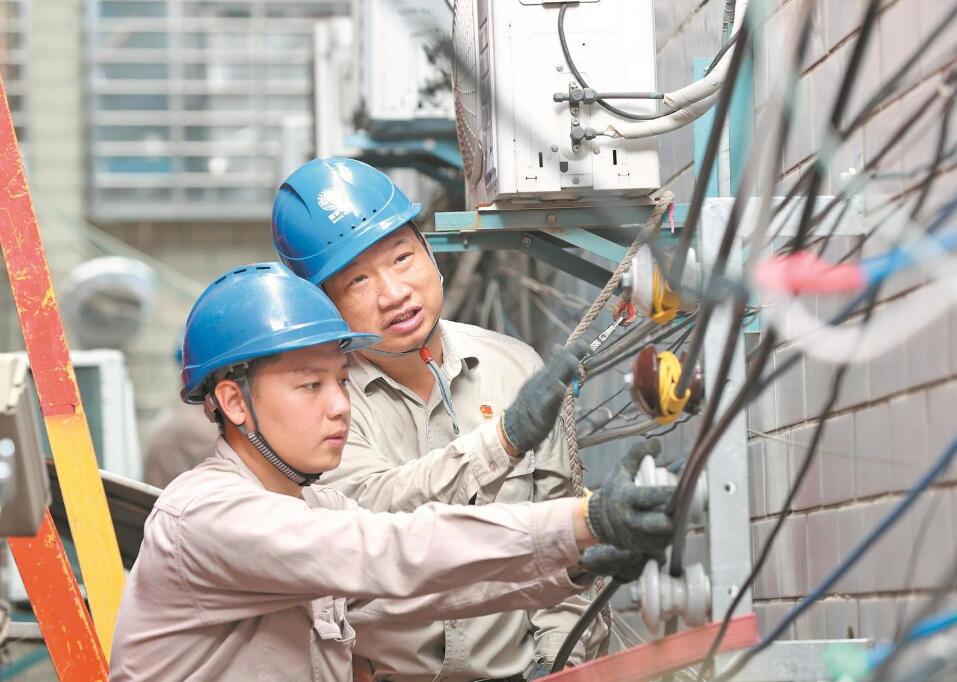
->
[[603, 0, 750, 140]]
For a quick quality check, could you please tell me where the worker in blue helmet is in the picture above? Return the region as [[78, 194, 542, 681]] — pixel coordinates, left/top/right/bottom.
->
[[273, 158, 605, 680], [109, 262, 675, 681]]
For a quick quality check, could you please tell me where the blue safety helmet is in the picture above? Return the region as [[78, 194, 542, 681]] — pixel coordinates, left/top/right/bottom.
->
[[272, 158, 422, 285], [180, 262, 380, 404]]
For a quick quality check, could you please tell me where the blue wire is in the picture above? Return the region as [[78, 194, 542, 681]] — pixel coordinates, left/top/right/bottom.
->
[[860, 229, 957, 284], [867, 609, 957, 670], [719, 428, 957, 680]]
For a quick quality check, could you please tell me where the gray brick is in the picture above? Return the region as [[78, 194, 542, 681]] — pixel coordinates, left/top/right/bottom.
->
[[789, 424, 823, 511], [752, 519, 776, 600], [825, 0, 866, 50], [837, 503, 876, 594], [778, 517, 810, 598], [820, 414, 857, 505], [748, 374, 776, 433], [764, 436, 792, 515], [918, 0, 957, 76], [879, 0, 923, 86], [773, 347, 807, 429], [870, 498, 914, 592], [889, 392, 931, 472], [749, 439, 767, 519], [908, 491, 956, 589], [755, 601, 798, 641], [854, 404, 894, 497], [859, 598, 900, 641], [869, 343, 909, 401], [806, 509, 841, 589], [926, 381, 957, 482], [907, 319, 949, 388], [823, 599, 861, 640], [950, 307, 957, 375]]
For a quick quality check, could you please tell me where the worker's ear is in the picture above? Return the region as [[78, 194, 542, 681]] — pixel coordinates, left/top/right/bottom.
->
[[213, 379, 250, 430]]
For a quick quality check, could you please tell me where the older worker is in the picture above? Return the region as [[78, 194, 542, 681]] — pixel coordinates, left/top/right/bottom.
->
[[272, 158, 606, 681]]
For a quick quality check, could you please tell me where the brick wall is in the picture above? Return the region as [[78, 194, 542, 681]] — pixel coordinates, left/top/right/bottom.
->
[[598, 0, 957, 644]]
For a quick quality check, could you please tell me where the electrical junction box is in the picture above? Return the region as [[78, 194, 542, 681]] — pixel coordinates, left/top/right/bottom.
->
[[0, 354, 50, 537], [453, 0, 660, 208], [353, 0, 455, 137]]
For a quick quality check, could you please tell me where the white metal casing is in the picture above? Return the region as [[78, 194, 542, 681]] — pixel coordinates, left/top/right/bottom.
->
[[314, 16, 358, 159], [353, 0, 455, 135], [454, 0, 660, 208]]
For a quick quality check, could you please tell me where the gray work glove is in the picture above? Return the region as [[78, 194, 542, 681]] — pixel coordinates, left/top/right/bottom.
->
[[502, 339, 590, 453], [525, 660, 555, 680], [580, 544, 665, 583], [586, 440, 675, 553]]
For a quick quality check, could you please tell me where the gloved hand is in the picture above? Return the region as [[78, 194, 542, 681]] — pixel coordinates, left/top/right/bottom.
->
[[580, 544, 664, 583], [502, 339, 590, 454], [586, 440, 674, 553], [526, 659, 555, 680]]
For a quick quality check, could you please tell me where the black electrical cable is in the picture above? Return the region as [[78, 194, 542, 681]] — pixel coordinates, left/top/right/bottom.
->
[[767, 1, 957, 236], [557, 5, 739, 123], [666, 15, 753, 296], [716, 427, 957, 681], [708, 187, 957, 677], [664, 0, 817, 580], [551, 579, 625, 672]]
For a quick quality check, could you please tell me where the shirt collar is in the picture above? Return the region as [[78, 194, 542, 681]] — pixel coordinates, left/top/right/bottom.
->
[[350, 319, 480, 395], [213, 436, 267, 489]]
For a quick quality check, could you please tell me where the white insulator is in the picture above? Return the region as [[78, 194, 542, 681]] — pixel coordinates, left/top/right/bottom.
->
[[633, 560, 712, 632], [627, 245, 701, 320], [633, 456, 708, 526]]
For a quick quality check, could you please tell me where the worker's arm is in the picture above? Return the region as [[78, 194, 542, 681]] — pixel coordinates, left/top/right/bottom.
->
[[174, 487, 592, 623], [527, 428, 605, 669], [323, 341, 589, 512], [324, 418, 519, 511], [347, 567, 590, 627]]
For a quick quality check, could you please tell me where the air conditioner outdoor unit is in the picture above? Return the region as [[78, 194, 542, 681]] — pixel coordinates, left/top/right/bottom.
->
[[453, 0, 660, 209], [353, 0, 455, 136], [314, 16, 358, 158]]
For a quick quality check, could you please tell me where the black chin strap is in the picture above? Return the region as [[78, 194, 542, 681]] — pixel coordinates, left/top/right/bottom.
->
[[220, 366, 323, 487]]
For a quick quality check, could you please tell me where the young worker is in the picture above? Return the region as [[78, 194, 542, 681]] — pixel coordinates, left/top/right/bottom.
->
[[109, 263, 674, 681], [272, 158, 605, 680]]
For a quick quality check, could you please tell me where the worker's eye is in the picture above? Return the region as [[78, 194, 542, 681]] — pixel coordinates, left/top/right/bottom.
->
[[301, 381, 321, 391], [339, 377, 349, 388], [349, 274, 368, 287], [396, 251, 414, 265]]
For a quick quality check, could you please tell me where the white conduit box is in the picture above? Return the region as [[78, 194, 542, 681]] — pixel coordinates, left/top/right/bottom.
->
[[453, 0, 660, 208]]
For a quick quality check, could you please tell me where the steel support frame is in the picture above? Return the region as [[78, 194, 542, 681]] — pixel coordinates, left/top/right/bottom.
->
[[699, 199, 753, 622]]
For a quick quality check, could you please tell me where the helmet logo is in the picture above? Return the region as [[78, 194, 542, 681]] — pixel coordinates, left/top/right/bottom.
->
[[317, 187, 358, 224]]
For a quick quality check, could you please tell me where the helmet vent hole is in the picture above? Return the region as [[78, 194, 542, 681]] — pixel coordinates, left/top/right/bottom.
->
[[327, 241, 332, 245], [214, 275, 227, 283], [255, 265, 270, 270], [339, 233, 343, 237], [351, 225, 356, 230], [361, 217, 367, 222], [372, 208, 378, 213], [233, 268, 247, 274]]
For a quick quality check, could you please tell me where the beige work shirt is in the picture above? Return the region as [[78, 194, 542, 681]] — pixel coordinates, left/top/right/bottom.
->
[[110, 439, 586, 682], [323, 321, 603, 681]]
